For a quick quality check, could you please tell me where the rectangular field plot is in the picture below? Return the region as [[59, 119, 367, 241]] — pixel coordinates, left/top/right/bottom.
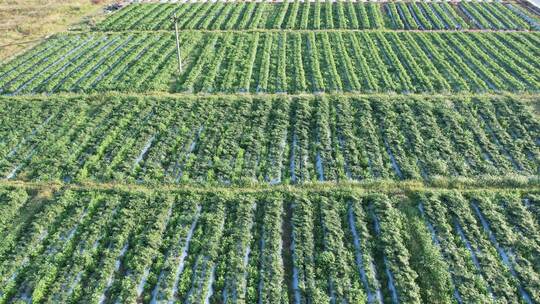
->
[[0, 94, 537, 184], [0, 185, 539, 303], [96, 1, 540, 31], [1, 31, 539, 95], [385, 1, 540, 30], [0, 33, 202, 95]]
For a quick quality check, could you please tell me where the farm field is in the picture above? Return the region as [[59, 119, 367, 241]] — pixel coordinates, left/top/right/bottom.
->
[[0, 184, 539, 303], [1, 31, 540, 94], [0, 94, 538, 184], [96, 1, 540, 31], [0, 0, 539, 303]]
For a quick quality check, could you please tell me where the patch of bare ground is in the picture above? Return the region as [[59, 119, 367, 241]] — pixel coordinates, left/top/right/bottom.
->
[[0, 0, 114, 62]]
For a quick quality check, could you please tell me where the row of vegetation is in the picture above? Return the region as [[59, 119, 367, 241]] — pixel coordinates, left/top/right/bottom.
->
[[96, 1, 540, 31], [0, 94, 537, 185], [0, 184, 538, 303], [1, 31, 539, 95]]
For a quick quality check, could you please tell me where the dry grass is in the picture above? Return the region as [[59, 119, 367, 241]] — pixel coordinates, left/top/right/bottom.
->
[[0, 0, 113, 62]]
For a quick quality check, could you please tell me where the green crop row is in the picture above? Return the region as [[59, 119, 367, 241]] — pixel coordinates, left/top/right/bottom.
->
[[1, 31, 539, 95], [0, 184, 539, 303], [95, 1, 539, 31], [0, 94, 537, 185]]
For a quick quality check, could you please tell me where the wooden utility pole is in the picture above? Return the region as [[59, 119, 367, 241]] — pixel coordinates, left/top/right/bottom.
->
[[172, 13, 183, 74]]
